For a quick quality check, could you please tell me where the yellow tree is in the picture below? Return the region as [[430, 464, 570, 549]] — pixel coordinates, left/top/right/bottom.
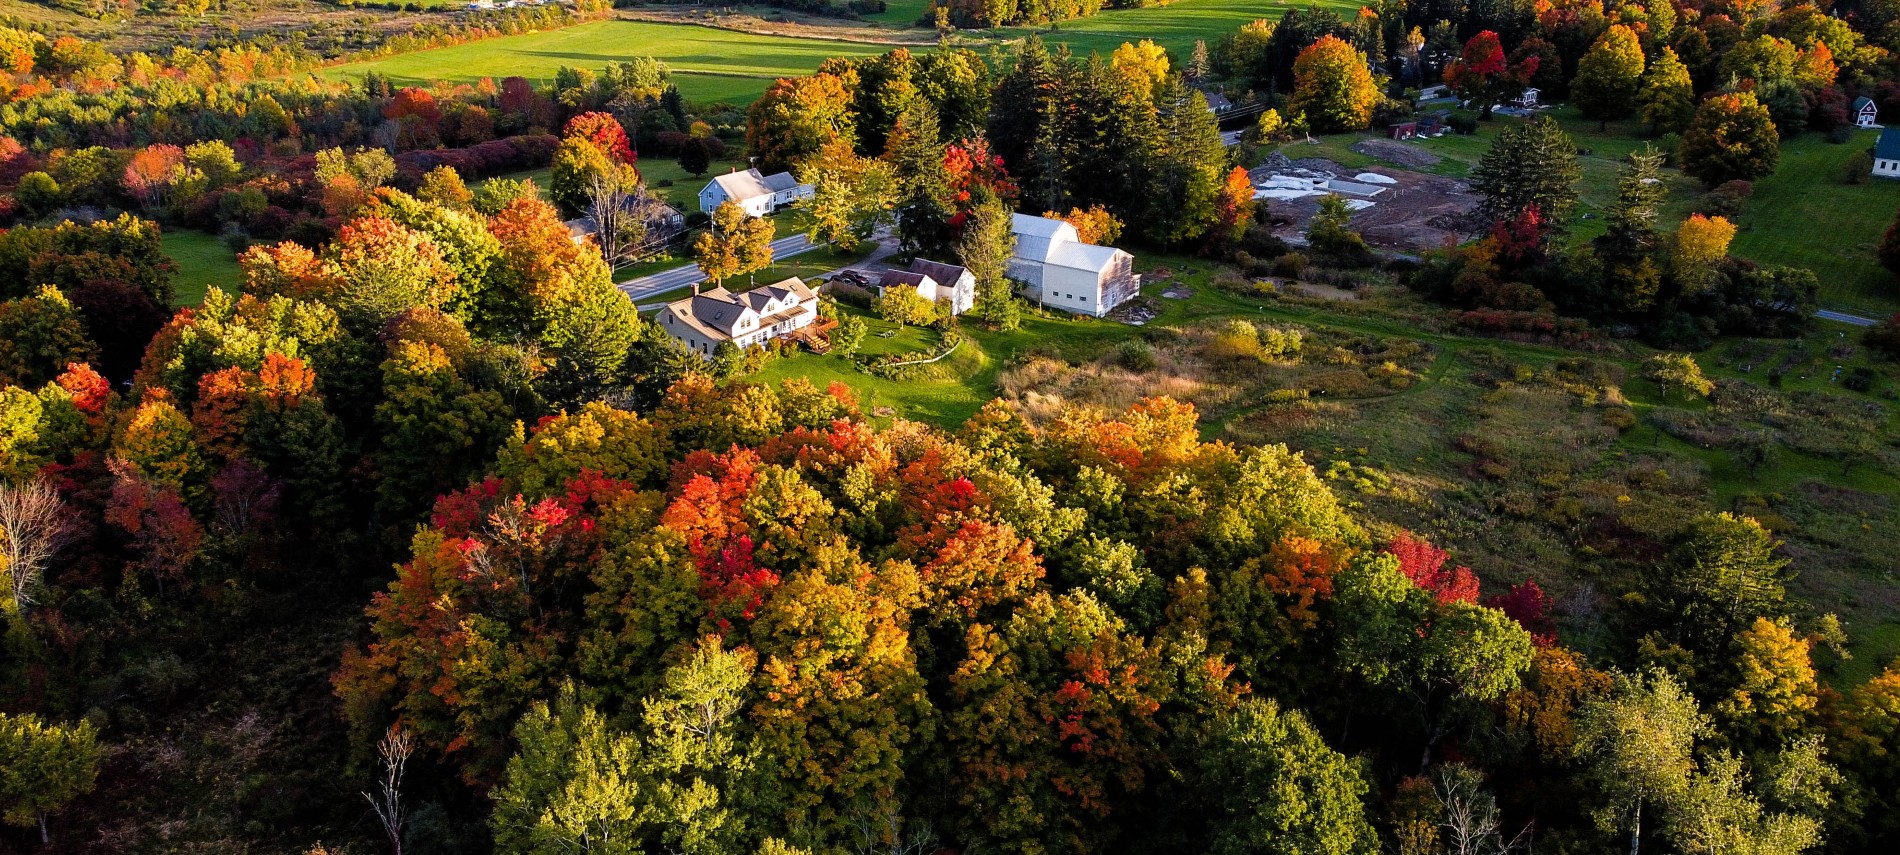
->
[[693, 201, 776, 286], [1110, 40, 1171, 102], [1289, 35, 1377, 133], [1718, 617, 1820, 746], [1673, 214, 1736, 295]]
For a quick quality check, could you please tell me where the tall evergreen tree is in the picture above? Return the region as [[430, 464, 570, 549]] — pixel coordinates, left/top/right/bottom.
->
[[986, 36, 1064, 206], [1594, 148, 1669, 314], [1469, 117, 1582, 227], [1145, 81, 1227, 246], [888, 103, 957, 259]]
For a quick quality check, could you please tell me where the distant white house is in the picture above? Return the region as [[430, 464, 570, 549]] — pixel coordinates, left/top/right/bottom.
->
[[656, 278, 821, 356], [874, 259, 976, 316], [1007, 214, 1139, 318], [698, 168, 814, 216], [1874, 128, 1900, 179], [1855, 96, 1881, 129]]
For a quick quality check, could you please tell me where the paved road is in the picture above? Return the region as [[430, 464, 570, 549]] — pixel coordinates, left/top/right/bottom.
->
[[1816, 308, 1881, 327], [617, 233, 819, 303]]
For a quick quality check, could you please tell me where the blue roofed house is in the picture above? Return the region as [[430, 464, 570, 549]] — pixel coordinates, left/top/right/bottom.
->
[[1855, 96, 1880, 129], [1875, 127, 1900, 179]]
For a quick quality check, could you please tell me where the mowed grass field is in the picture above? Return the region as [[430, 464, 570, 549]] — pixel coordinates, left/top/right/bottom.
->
[[319, 20, 888, 104], [164, 229, 243, 307], [1017, 0, 1363, 57]]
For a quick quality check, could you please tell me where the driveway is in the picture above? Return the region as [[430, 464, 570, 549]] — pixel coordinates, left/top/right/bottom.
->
[[617, 233, 820, 303], [626, 229, 900, 311]]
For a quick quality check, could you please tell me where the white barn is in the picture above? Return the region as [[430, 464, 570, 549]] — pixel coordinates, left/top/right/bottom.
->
[[1006, 214, 1139, 318], [698, 168, 813, 216], [656, 278, 820, 356]]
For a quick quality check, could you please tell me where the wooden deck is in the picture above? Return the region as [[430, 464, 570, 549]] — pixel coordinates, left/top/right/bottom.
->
[[786, 317, 838, 354]]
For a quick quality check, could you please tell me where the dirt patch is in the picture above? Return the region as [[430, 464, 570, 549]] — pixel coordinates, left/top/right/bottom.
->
[[1350, 139, 1444, 168], [1161, 284, 1194, 299], [1288, 282, 1359, 301], [1256, 157, 1482, 254], [1108, 297, 1163, 325]]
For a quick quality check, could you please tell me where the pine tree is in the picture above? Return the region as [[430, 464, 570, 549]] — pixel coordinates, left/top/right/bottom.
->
[[1469, 117, 1582, 226], [1597, 147, 1667, 262], [1574, 24, 1646, 124], [889, 103, 957, 259], [959, 198, 1020, 329], [986, 35, 1063, 202], [1145, 81, 1227, 246], [1186, 39, 1211, 82]]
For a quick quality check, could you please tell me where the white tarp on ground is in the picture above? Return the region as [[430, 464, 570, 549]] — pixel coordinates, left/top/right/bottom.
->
[[1353, 172, 1398, 185], [1326, 179, 1389, 197], [1253, 174, 1330, 201], [1343, 199, 1375, 211]]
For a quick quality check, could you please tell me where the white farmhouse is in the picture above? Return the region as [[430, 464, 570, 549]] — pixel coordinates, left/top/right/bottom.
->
[[1876, 128, 1900, 180], [1855, 96, 1880, 129], [874, 258, 977, 315], [698, 168, 814, 216], [1006, 214, 1139, 317], [656, 278, 821, 356]]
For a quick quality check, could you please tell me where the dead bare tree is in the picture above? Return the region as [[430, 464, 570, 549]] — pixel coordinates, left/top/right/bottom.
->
[[1436, 763, 1532, 855], [586, 168, 650, 271], [0, 478, 71, 615], [364, 726, 414, 855]]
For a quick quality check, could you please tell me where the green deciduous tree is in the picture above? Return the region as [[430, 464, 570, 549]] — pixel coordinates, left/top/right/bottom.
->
[[1645, 352, 1714, 400], [1639, 47, 1697, 135], [693, 202, 776, 287], [492, 685, 646, 855], [795, 141, 897, 251], [1575, 25, 1646, 123], [1573, 670, 1705, 855], [1196, 698, 1378, 855], [0, 712, 100, 845], [1680, 92, 1780, 187]]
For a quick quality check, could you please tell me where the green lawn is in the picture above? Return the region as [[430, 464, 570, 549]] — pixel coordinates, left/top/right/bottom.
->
[[318, 20, 889, 104], [863, 0, 931, 24], [1008, 0, 1363, 58], [164, 229, 242, 307], [1730, 129, 1900, 316], [1289, 106, 1898, 315]]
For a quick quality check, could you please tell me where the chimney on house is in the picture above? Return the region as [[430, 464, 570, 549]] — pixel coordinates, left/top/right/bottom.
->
[[692, 282, 700, 296]]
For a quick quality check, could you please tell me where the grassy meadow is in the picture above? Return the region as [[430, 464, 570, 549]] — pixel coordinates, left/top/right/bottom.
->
[[318, 20, 889, 104], [1009, 0, 1361, 57], [164, 228, 244, 307], [753, 258, 1900, 678]]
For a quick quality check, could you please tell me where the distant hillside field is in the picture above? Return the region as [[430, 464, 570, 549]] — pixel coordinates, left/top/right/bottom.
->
[[1021, 0, 1365, 57], [319, 20, 888, 104]]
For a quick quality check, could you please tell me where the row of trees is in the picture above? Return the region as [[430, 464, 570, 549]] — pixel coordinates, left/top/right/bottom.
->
[[1413, 118, 1812, 346]]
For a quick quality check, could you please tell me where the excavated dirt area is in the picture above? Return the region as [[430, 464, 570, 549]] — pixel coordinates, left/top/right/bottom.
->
[[1252, 154, 1483, 254]]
